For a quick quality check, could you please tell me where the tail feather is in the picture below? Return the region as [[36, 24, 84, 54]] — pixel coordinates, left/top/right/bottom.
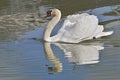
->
[[95, 31, 113, 38]]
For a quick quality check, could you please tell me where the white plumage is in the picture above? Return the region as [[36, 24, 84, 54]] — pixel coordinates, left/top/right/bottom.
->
[[48, 10, 113, 43], [24, 9, 113, 43]]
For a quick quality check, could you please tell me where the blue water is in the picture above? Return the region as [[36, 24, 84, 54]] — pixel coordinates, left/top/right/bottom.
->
[[1, 35, 120, 80], [0, 0, 120, 80]]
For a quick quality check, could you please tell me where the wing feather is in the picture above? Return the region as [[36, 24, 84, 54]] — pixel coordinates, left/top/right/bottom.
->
[[57, 13, 99, 43]]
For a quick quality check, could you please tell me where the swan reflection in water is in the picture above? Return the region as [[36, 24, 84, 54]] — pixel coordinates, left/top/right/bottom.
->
[[44, 42, 104, 73], [44, 42, 63, 73]]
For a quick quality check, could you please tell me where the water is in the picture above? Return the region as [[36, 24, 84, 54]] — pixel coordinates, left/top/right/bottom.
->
[[0, 0, 120, 80]]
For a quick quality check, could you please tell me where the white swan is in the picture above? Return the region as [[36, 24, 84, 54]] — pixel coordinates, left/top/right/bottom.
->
[[44, 9, 113, 43]]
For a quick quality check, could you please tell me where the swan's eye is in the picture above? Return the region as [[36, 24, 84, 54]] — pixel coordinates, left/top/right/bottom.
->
[[46, 10, 52, 17]]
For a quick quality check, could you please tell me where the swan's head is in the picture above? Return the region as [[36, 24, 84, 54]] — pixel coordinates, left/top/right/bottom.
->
[[45, 9, 61, 17]]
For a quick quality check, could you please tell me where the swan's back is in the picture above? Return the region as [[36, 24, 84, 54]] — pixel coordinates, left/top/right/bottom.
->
[[51, 12, 113, 43], [55, 13, 99, 43]]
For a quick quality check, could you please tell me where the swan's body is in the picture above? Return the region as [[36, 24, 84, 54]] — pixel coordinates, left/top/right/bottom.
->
[[44, 9, 113, 43]]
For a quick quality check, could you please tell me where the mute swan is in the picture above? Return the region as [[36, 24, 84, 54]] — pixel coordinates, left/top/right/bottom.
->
[[44, 9, 113, 43]]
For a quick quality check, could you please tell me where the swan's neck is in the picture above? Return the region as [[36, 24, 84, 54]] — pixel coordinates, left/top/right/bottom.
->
[[44, 11, 61, 42]]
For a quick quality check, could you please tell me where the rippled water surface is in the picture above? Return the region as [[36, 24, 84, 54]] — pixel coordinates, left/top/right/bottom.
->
[[0, 0, 120, 80]]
